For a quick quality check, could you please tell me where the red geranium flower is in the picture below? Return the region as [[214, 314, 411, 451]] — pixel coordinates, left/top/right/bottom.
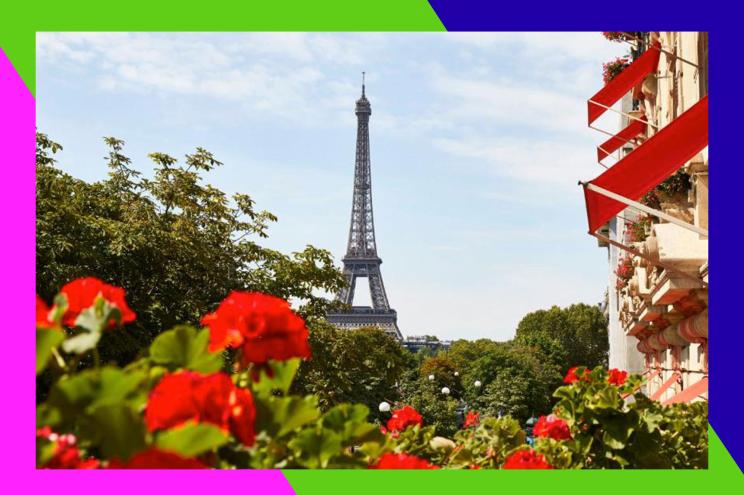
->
[[36, 294, 53, 329], [502, 449, 553, 469], [563, 367, 591, 384], [464, 410, 480, 428], [200, 291, 310, 366], [37, 428, 99, 469], [108, 448, 206, 469], [533, 414, 571, 440], [386, 405, 423, 433], [370, 453, 438, 469], [608, 368, 629, 386], [145, 371, 256, 447], [57, 277, 136, 328]]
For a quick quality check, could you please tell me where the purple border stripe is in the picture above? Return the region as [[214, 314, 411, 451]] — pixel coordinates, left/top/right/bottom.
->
[[0, 48, 295, 491]]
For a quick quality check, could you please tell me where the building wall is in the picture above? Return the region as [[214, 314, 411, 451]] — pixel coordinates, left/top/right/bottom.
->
[[605, 32, 708, 403]]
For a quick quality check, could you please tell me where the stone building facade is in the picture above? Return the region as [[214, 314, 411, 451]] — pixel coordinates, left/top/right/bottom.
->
[[601, 32, 708, 403]]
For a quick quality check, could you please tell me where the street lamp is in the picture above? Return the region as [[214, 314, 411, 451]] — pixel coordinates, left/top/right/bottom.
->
[[428, 374, 435, 381], [474, 380, 482, 388], [441, 387, 450, 396], [378, 401, 391, 413], [454, 371, 459, 377]]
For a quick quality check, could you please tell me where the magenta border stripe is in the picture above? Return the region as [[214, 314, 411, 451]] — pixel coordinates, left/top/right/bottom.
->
[[0, 47, 295, 491]]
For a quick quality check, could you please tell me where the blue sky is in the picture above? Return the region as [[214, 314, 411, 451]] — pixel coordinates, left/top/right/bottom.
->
[[36, 32, 627, 341]]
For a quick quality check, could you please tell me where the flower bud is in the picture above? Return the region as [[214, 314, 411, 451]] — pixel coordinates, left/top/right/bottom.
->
[[429, 436, 456, 451]]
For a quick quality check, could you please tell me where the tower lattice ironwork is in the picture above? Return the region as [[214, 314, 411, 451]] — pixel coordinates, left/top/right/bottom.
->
[[326, 76, 402, 340]]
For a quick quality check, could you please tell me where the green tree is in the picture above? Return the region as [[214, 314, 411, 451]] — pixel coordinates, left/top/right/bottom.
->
[[36, 133, 346, 366], [395, 354, 463, 436], [514, 303, 609, 373], [447, 340, 559, 423], [291, 323, 413, 417]]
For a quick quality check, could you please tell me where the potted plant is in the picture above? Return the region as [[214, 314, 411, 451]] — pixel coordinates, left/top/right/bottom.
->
[[602, 56, 631, 84], [615, 256, 634, 290], [626, 216, 653, 243]]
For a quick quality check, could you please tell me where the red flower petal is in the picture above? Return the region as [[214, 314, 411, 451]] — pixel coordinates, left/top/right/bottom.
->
[[108, 448, 206, 469], [463, 410, 480, 428], [58, 277, 136, 328], [608, 368, 629, 386], [371, 453, 438, 469], [36, 295, 53, 328], [502, 449, 553, 469], [144, 371, 256, 447], [386, 405, 423, 433], [533, 414, 571, 440], [201, 291, 310, 365]]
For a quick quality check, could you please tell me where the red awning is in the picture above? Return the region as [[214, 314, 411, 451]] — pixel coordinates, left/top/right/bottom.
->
[[583, 96, 708, 233], [597, 116, 647, 162], [588, 42, 661, 125], [663, 377, 708, 405], [650, 371, 680, 401]]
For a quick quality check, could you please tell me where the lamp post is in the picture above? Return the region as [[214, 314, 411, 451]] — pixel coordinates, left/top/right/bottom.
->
[[441, 387, 450, 396], [378, 401, 391, 413]]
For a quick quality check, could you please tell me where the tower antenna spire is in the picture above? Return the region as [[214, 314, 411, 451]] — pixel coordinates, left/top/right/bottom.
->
[[362, 71, 365, 96]]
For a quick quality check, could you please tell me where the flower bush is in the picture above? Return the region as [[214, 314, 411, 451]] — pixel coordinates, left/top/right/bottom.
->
[[602, 32, 645, 43], [626, 216, 653, 243], [602, 32, 630, 42], [642, 171, 692, 208], [535, 367, 708, 469], [36, 279, 707, 469], [614, 257, 634, 290], [602, 56, 631, 84]]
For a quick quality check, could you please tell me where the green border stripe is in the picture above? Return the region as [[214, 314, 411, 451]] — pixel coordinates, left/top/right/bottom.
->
[[0, 0, 445, 95]]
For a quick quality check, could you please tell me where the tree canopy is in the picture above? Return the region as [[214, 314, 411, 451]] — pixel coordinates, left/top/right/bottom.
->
[[36, 133, 346, 365], [514, 303, 609, 373], [291, 323, 412, 415]]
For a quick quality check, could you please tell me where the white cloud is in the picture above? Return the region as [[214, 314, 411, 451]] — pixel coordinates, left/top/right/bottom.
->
[[434, 135, 597, 189], [37, 32, 379, 125], [430, 73, 588, 133], [448, 32, 627, 64]]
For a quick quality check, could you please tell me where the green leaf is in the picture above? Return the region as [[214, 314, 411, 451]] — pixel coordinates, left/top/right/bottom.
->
[[601, 418, 634, 450], [36, 438, 57, 467], [252, 358, 301, 396], [45, 367, 148, 427], [321, 403, 379, 445], [50, 293, 69, 325], [288, 428, 343, 469], [254, 395, 319, 438], [149, 325, 223, 373], [85, 403, 146, 461], [36, 328, 64, 374], [155, 422, 229, 457]]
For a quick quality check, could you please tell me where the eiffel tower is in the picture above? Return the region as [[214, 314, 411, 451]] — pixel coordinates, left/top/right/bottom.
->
[[326, 75, 402, 340]]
